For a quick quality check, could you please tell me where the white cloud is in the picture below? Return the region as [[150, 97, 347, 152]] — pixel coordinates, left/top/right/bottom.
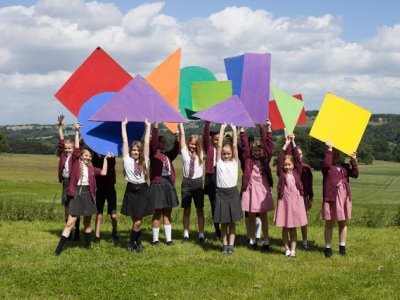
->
[[0, 2, 399, 125]]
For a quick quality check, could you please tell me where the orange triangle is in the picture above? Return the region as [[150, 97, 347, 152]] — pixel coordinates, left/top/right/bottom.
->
[[146, 48, 181, 132]]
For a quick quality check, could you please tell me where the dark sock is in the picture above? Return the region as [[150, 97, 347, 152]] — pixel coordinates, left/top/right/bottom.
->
[[75, 218, 80, 235], [136, 230, 142, 245], [84, 232, 92, 248], [214, 223, 221, 237], [54, 235, 68, 255], [130, 230, 138, 245]]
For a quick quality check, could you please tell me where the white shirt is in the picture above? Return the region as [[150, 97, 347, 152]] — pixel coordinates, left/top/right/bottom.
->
[[161, 154, 172, 176], [216, 159, 238, 188], [123, 155, 149, 184], [62, 155, 71, 178], [181, 146, 203, 179], [77, 163, 89, 186]]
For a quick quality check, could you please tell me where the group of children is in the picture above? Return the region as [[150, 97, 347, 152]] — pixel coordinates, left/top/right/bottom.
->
[[54, 116, 358, 258]]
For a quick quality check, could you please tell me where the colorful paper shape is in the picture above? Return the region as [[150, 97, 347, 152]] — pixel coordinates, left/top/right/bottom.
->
[[269, 94, 307, 130], [193, 95, 255, 127], [179, 66, 217, 119], [224, 53, 271, 124], [78, 92, 144, 156], [191, 81, 232, 111], [55, 47, 132, 116], [90, 75, 187, 123], [271, 87, 304, 134], [147, 48, 181, 132], [310, 93, 371, 155]]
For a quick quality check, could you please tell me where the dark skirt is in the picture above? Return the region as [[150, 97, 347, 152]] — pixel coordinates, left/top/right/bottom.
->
[[214, 186, 242, 223], [150, 176, 179, 210], [68, 186, 97, 217], [121, 182, 153, 219], [61, 178, 70, 205]]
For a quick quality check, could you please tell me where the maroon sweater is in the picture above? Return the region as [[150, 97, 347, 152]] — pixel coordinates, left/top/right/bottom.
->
[[203, 121, 217, 175], [240, 127, 274, 192], [150, 127, 179, 184], [301, 162, 314, 199], [321, 150, 358, 202], [276, 144, 304, 199], [66, 149, 101, 200], [57, 139, 79, 183]]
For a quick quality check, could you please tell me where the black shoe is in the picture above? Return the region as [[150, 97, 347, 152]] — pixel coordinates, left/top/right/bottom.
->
[[136, 244, 144, 253], [198, 237, 205, 244], [152, 241, 160, 247], [325, 247, 333, 258], [94, 237, 100, 244], [112, 231, 119, 242], [339, 245, 346, 256], [261, 244, 270, 252], [127, 243, 134, 252], [166, 241, 173, 246], [255, 238, 261, 245], [214, 234, 221, 241], [73, 232, 80, 241], [222, 245, 228, 254], [227, 245, 234, 255], [181, 237, 189, 244]]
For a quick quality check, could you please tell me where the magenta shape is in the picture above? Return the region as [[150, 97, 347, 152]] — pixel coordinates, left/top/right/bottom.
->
[[193, 95, 255, 127], [90, 75, 187, 123], [241, 53, 271, 124]]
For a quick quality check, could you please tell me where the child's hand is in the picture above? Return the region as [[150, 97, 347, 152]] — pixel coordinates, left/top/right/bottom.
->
[[350, 152, 357, 160], [325, 140, 333, 150], [266, 119, 271, 128], [289, 133, 295, 142], [221, 123, 227, 130], [74, 122, 82, 131], [240, 127, 245, 133], [57, 115, 64, 127], [105, 152, 114, 159], [144, 118, 150, 127], [230, 124, 237, 131], [122, 117, 128, 126]]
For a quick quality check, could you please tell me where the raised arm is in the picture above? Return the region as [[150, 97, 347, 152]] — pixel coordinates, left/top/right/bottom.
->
[[167, 130, 181, 161], [216, 123, 227, 162], [121, 117, 129, 157], [57, 114, 64, 140], [74, 122, 81, 149], [239, 127, 251, 161], [321, 141, 333, 171], [100, 153, 114, 176], [203, 121, 211, 150], [179, 123, 186, 150], [143, 118, 151, 158], [347, 152, 359, 178], [231, 125, 238, 161], [150, 122, 159, 154], [261, 120, 273, 160], [290, 135, 302, 174]]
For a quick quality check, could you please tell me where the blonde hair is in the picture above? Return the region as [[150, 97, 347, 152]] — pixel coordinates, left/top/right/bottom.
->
[[188, 134, 203, 165], [129, 141, 148, 178]]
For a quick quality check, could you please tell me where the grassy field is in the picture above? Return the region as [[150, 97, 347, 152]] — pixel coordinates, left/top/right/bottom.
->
[[0, 154, 399, 299]]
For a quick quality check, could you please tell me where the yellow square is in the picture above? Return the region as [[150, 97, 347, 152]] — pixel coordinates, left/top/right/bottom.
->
[[309, 93, 371, 155]]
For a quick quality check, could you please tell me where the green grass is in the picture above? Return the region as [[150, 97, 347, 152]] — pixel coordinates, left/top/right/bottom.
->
[[0, 154, 399, 299]]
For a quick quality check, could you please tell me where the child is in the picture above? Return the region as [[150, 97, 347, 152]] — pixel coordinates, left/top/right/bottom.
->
[[321, 141, 358, 257], [149, 122, 180, 246], [57, 114, 80, 240], [178, 123, 205, 243], [120, 118, 152, 253], [203, 121, 221, 240], [92, 152, 119, 243], [240, 120, 274, 252], [215, 123, 242, 254], [274, 133, 307, 257], [297, 145, 314, 249], [54, 124, 113, 255]]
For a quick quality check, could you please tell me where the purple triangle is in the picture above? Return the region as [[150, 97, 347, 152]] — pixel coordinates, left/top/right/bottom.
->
[[90, 75, 187, 123], [193, 95, 255, 127]]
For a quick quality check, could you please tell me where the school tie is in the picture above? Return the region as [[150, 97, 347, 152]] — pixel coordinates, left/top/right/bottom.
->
[[163, 154, 170, 173], [134, 159, 141, 176], [189, 156, 195, 178]]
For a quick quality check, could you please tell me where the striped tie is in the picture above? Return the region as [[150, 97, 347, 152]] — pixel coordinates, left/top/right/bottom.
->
[[189, 156, 195, 178], [134, 159, 141, 176]]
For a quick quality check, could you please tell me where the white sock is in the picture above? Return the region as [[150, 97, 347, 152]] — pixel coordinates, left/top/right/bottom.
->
[[245, 217, 249, 238], [339, 242, 346, 246], [255, 217, 261, 239], [263, 239, 269, 245], [325, 244, 332, 248], [183, 229, 189, 238], [249, 238, 255, 245], [152, 227, 160, 242], [285, 249, 291, 256], [164, 224, 172, 242], [303, 240, 308, 246], [199, 232, 204, 239]]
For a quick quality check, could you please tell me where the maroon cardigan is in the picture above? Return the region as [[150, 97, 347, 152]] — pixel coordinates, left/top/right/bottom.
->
[[321, 150, 358, 202], [150, 127, 179, 184], [301, 162, 314, 199], [203, 121, 217, 175], [240, 127, 274, 192], [276, 144, 303, 199], [66, 149, 102, 200], [57, 139, 79, 183]]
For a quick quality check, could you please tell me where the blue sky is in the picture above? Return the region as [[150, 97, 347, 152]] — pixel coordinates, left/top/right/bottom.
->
[[0, 0, 399, 124]]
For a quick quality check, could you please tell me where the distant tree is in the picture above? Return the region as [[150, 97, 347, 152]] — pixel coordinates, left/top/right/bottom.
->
[[392, 143, 400, 162], [0, 130, 9, 152], [357, 143, 374, 165]]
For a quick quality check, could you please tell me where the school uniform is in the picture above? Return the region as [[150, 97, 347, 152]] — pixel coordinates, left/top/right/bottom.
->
[[57, 139, 79, 205], [214, 159, 242, 223], [301, 162, 314, 211], [321, 150, 358, 221], [180, 146, 204, 209], [120, 155, 153, 218], [274, 146, 307, 228], [240, 129, 274, 213], [67, 156, 100, 217], [149, 127, 179, 209]]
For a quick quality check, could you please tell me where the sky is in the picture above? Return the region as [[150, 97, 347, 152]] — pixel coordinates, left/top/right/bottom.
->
[[0, 0, 399, 125]]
